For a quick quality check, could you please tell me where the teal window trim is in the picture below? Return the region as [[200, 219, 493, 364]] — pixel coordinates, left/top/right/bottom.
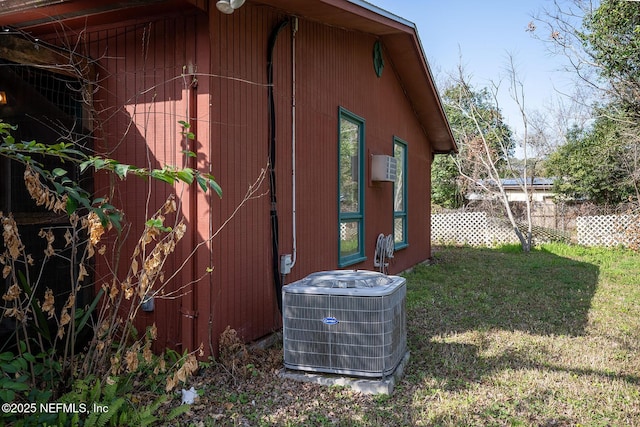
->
[[394, 137, 408, 250], [338, 107, 366, 267]]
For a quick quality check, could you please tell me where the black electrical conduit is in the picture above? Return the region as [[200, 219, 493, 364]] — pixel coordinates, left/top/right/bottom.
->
[[267, 19, 289, 314]]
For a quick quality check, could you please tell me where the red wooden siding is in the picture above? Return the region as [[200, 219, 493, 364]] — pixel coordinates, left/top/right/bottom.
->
[[272, 12, 434, 278], [206, 2, 435, 346], [79, 11, 212, 352], [207, 5, 282, 346], [34, 1, 437, 356]]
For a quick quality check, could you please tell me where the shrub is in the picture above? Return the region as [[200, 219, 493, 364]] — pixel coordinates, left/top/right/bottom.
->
[[0, 120, 217, 424]]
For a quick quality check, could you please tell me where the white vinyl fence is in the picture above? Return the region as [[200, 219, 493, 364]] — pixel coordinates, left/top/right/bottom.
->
[[432, 212, 639, 248], [576, 214, 638, 247], [431, 212, 519, 247]]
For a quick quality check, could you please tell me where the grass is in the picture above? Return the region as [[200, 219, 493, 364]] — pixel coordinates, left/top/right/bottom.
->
[[174, 244, 640, 426], [399, 244, 640, 426]]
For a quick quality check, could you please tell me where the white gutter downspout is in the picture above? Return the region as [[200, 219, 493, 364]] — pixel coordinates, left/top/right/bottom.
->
[[290, 16, 299, 270], [280, 16, 299, 278]]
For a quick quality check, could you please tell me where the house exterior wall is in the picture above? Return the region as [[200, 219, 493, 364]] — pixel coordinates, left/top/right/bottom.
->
[[39, 2, 436, 355], [80, 10, 212, 352], [269, 9, 434, 277]]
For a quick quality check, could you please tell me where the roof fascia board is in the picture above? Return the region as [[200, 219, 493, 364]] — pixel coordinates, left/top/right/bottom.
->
[[346, 0, 415, 28], [345, 0, 456, 153]]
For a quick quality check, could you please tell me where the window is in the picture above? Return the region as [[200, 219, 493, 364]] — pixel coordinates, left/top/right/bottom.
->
[[338, 108, 365, 266], [0, 58, 94, 317], [394, 138, 408, 249], [0, 59, 90, 215]]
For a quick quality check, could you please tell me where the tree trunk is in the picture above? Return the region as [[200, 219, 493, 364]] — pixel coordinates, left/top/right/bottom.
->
[[514, 226, 531, 253]]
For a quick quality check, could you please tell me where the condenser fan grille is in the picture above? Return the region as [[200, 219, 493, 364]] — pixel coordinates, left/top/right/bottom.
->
[[282, 271, 406, 378]]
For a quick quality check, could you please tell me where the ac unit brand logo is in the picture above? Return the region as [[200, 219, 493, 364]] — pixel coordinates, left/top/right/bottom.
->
[[322, 317, 339, 325]]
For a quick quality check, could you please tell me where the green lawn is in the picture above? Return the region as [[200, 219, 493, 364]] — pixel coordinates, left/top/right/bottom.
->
[[176, 244, 640, 426], [398, 244, 640, 426]]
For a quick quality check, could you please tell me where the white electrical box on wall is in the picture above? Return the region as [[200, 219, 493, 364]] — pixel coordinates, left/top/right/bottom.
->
[[371, 155, 397, 182]]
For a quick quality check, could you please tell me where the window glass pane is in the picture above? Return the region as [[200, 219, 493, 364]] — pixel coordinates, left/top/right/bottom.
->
[[394, 143, 405, 212], [394, 217, 404, 244], [339, 221, 360, 258], [340, 118, 360, 213], [394, 139, 407, 249], [338, 108, 365, 266]]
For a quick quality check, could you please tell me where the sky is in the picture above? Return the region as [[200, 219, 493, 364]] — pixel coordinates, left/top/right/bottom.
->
[[370, 0, 575, 141]]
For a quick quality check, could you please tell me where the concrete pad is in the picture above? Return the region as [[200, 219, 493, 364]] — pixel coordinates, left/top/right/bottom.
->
[[279, 351, 410, 395]]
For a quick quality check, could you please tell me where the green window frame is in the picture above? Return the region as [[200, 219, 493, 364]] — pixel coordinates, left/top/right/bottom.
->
[[338, 108, 366, 266], [393, 137, 408, 249]]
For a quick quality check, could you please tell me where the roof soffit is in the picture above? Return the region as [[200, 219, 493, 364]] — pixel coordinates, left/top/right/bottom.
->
[[0, 0, 201, 31], [0, 0, 456, 153]]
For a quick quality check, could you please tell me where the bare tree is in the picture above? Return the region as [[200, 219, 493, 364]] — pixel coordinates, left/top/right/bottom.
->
[[445, 60, 535, 251]]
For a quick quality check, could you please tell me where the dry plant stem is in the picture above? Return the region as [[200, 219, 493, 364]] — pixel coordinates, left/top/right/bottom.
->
[[64, 225, 78, 375], [160, 164, 268, 296], [1, 24, 274, 392], [506, 55, 533, 250], [84, 196, 181, 371], [20, 315, 36, 386], [86, 163, 267, 376], [2, 216, 38, 385], [18, 245, 48, 356]]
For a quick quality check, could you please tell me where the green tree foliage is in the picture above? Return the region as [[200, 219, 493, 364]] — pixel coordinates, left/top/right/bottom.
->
[[431, 154, 463, 209], [545, 112, 638, 206], [431, 83, 514, 209], [535, 0, 640, 209], [580, 0, 640, 115], [443, 84, 515, 164]]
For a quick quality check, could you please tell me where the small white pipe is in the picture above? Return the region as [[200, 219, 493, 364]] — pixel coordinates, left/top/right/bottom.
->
[[290, 17, 299, 270]]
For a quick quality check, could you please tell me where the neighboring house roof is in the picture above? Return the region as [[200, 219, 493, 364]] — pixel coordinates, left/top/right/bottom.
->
[[0, 0, 457, 154], [501, 177, 555, 190], [467, 178, 557, 202], [472, 177, 555, 190]]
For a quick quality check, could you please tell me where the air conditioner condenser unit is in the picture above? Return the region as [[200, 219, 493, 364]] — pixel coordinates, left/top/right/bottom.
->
[[282, 270, 407, 378]]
